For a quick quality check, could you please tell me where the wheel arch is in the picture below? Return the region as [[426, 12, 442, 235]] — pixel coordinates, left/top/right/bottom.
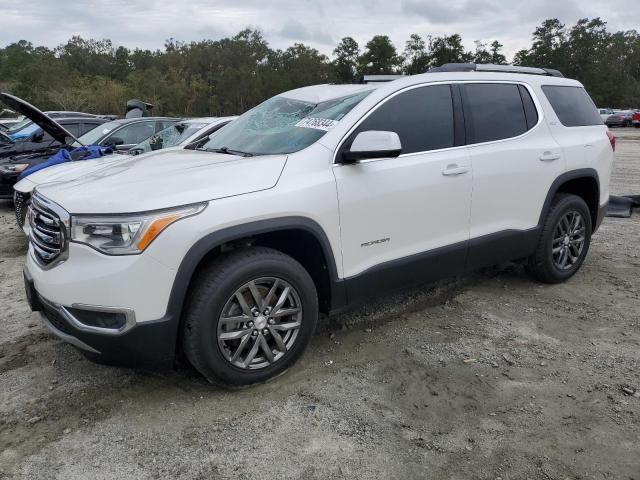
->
[[539, 169, 600, 229], [165, 217, 345, 329]]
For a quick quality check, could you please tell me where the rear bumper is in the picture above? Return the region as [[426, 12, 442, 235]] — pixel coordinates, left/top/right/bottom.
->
[[24, 267, 179, 370]]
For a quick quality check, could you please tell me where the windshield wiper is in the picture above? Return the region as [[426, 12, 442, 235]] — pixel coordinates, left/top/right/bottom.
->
[[198, 146, 255, 157]]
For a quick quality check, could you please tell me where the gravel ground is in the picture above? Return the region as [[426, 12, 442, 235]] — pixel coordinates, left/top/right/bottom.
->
[[1, 129, 639, 480]]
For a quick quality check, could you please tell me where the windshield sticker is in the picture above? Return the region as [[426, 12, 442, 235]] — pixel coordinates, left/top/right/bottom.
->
[[295, 117, 339, 131]]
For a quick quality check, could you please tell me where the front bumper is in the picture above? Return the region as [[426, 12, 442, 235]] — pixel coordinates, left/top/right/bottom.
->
[[24, 266, 179, 369]]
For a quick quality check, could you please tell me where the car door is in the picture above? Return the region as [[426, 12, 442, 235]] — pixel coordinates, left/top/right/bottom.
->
[[333, 83, 472, 300], [461, 82, 565, 270], [104, 121, 157, 150]]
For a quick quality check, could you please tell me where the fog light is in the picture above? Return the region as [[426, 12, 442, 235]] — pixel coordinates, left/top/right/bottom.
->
[[65, 307, 127, 330]]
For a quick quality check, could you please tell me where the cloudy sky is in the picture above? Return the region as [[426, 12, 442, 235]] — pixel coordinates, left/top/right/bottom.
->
[[1, 0, 638, 60]]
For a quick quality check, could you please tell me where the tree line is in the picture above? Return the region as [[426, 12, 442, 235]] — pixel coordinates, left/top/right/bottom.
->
[[0, 17, 638, 117]]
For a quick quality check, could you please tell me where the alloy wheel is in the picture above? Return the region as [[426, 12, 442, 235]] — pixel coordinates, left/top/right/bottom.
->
[[217, 277, 302, 370], [551, 210, 586, 271]]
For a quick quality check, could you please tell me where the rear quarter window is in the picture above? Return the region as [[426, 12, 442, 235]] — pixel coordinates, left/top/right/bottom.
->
[[462, 83, 529, 144], [541, 85, 602, 127]]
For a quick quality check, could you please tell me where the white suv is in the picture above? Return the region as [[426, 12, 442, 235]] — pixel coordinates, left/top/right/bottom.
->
[[23, 64, 613, 386]]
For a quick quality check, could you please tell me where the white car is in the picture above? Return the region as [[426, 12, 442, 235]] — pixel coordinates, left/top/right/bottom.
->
[[598, 108, 614, 122], [127, 117, 237, 155], [22, 64, 612, 387], [13, 117, 236, 232]]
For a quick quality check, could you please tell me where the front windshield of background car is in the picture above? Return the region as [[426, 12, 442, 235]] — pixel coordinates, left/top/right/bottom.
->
[[10, 122, 40, 140], [6, 118, 32, 134], [73, 120, 120, 147], [201, 90, 373, 156], [134, 122, 208, 153]]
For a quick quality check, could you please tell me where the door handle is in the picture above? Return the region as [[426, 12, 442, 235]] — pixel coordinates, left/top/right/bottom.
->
[[539, 152, 561, 162], [442, 164, 470, 176]]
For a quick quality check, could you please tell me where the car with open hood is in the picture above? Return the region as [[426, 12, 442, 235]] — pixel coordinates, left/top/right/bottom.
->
[[0, 92, 180, 199], [13, 116, 236, 230], [0, 93, 112, 199], [22, 65, 612, 387]]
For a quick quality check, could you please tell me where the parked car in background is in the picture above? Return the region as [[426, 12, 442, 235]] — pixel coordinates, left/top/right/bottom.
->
[[632, 111, 640, 128], [605, 110, 634, 127], [0, 116, 109, 160], [13, 117, 236, 230], [128, 117, 236, 155], [22, 64, 612, 386], [0, 93, 179, 201], [0, 108, 24, 130], [0, 99, 111, 199], [71, 116, 181, 151], [0, 130, 12, 145], [5, 111, 103, 141], [598, 108, 614, 122]]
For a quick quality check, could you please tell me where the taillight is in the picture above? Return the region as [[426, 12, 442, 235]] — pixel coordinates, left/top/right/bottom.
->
[[607, 131, 616, 152]]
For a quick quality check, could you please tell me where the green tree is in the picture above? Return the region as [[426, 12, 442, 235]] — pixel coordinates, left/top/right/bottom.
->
[[490, 41, 507, 64], [473, 41, 492, 64], [333, 37, 360, 83], [428, 34, 473, 67], [403, 34, 430, 74], [358, 35, 403, 74]]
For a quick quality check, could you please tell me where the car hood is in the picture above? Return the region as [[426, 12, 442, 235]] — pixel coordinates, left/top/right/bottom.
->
[[13, 147, 186, 194], [0, 92, 78, 144], [36, 149, 288, 214]]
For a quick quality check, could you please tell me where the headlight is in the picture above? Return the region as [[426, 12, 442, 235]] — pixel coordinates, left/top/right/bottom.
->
[[71, 203, 207, 255], [0, 163, 29, 174]]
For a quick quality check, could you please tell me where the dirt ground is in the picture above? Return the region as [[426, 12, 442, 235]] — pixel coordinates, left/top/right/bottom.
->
[[1, 129, 639, 480]]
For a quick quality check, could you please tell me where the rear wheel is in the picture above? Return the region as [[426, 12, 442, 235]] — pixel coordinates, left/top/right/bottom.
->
[[527, 194, 592, 283], [182, 247, 318, 387]]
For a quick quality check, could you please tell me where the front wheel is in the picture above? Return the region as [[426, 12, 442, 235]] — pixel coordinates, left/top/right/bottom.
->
[[182, 247, 318, 387], [527, 194, 592, 283]]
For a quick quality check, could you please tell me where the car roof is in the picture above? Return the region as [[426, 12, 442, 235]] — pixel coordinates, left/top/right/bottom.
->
[[105, 116, 182, 126], [57, 117, 110, 124], [279, 84, 381, 104], [277, 71, 582, 105], [180, 117, 235, 124]]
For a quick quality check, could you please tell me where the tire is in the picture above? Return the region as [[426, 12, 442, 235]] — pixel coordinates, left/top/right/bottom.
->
[[527, 194, 592, 284], [182, 247, 318, 387]]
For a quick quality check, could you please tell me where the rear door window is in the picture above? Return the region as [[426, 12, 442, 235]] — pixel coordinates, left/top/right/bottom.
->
[[541, 85, 602, 127], [110, 121, 156, 145], [462, 83, 529, 144], [78, 122, 102, 136], [61, 123, 81, 138], [350, 84, 455, 154]]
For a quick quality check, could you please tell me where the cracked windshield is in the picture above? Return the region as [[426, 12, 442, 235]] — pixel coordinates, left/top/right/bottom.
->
[[201, 90, 372, 155]]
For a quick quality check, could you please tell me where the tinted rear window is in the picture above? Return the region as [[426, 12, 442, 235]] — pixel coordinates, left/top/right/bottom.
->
[[463, 84, 528, 143], [542, 85, 602, 127]]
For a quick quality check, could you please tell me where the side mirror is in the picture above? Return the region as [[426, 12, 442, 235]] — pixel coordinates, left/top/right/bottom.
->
[[149, 135, 163, 151], [107, 136, 124, 147], [32, 131, 44, 143], [341, 131, 402, 163]]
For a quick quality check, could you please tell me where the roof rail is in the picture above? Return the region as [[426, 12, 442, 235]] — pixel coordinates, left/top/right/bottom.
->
[[360, 75, 405, 84], [429, 63, 564, 78]]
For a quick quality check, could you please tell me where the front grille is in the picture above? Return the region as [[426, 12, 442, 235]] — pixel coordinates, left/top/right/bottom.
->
[[28, 194, 67, 268], [14, 190, 30, 228]]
